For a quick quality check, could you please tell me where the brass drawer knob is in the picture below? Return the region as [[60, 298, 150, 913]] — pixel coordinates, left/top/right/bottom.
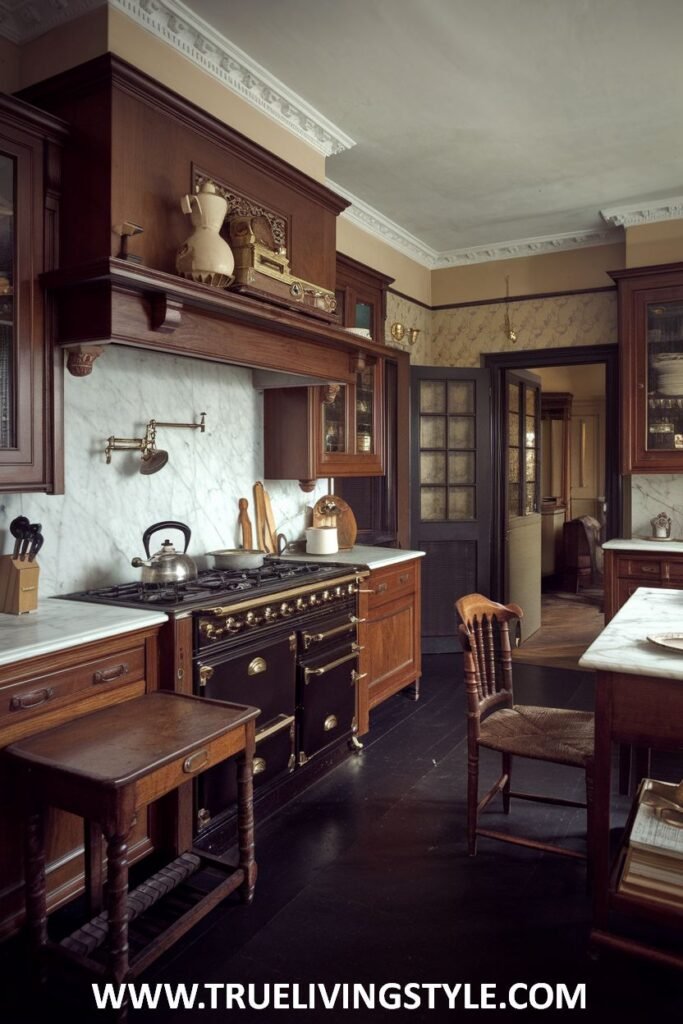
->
[[183, 749, 209, 774], [248, 657, 267, 676], [253, 757, 267, 775]]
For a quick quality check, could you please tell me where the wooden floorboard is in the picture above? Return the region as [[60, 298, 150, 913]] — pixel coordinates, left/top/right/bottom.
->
[[512, 593, 605, 670]]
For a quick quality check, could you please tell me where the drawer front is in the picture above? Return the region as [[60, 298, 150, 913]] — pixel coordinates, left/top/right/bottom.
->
[[615, 556, 662, 580], [0, 644, 146, 728], [365, 561, 417, 609], [617, 578, 658, 608], [662, 559, 683, 584]]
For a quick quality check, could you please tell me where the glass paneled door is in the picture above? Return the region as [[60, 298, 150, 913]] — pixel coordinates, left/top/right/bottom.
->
[[411, 367, 492, 653]]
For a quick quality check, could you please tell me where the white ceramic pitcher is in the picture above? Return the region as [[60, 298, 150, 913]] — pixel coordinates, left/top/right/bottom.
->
[[176, 181, 235, 288]]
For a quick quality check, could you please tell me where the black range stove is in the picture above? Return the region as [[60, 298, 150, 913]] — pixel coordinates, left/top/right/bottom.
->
[[59, 559, 359, 615]]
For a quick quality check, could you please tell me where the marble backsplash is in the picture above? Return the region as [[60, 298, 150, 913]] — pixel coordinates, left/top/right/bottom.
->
[[630, 475, 683, 540], [0, 346, 326, 596]]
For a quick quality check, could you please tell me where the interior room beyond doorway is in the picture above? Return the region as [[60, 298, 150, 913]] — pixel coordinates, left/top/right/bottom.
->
[[512, 362, 606, 670]]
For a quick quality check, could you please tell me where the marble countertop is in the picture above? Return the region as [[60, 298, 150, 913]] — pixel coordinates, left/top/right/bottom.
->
[[579, 587, 683, 678], [0, 601, 168, 669], [603, 538, 683, 553], [282, 545, 425, 571]]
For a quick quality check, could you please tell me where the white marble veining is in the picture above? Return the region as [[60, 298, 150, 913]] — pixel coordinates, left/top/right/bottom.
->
[[0, 601, 167, 668], [630, 474, 683, 540], [0, 346, 327, 596], [603, 538, 683, 553], [579, 587, 683, 678], [283, 545, 425, 571]]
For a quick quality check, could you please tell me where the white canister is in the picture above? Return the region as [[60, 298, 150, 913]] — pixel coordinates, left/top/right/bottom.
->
[[305, 526, 338, 555]]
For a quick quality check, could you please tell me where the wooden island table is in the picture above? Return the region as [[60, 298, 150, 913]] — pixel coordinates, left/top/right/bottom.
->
[[579, 587, 683, 968]]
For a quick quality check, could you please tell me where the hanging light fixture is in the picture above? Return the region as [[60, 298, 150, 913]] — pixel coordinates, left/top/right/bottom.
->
[[504, 275, 517, 343]]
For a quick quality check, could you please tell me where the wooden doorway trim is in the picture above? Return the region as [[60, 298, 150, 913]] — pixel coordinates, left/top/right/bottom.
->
[[483, 344, 620, 604]]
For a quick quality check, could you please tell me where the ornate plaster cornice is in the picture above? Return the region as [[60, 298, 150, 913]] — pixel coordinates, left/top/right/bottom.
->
[[111, 0, 355, 157], [331, 178, 622, 268], [600, 196, 683, 228], [0, 0, 104, 43]]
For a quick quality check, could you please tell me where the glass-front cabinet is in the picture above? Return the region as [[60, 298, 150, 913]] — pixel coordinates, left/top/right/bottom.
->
[[317, 360, 382, 474], [612, 263, 683, 473], [0, 96, 66, 492]]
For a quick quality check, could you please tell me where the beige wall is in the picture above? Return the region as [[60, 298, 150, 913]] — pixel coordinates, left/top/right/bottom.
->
[[432, 243, 624, 305], [17, 8, 108, 90], [531, 363, 606, 399], [336, 217, 431, 305], [625, 220, 683, 268]]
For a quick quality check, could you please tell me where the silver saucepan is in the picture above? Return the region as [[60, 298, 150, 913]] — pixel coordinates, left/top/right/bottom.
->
[[207, 548, 266, 570]]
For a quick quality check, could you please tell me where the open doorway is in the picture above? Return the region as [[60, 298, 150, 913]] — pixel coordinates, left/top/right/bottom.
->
[[484, 344, 620, 670]]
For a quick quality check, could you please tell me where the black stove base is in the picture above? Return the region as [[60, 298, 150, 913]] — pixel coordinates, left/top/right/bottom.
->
[[193, 733, 357, 859]]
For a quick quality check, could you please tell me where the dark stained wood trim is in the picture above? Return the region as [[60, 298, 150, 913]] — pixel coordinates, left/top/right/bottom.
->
[[609, 261, 683, 282], [19, 54, 349, 215], [483, 344, 620, 604], [433, 285, 616, 310], [337, 252, 395, 288], [387, 287, 432, 310]]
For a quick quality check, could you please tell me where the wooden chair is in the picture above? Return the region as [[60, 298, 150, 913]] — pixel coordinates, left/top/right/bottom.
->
[[456, 593, 595, 862]]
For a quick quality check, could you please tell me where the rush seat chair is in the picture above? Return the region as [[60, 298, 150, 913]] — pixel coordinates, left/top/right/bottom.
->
[[455, 594, 595, 862]]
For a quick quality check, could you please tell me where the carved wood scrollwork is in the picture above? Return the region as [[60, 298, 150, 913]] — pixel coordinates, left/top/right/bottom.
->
[[193, 166, 288, 251]]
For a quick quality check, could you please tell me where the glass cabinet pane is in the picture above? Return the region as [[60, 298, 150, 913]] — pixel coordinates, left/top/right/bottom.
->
[[354, 300, 373, 334], [0, 152, 15, 450], [322, 385, 347, 453], [355, 364, 375, 453], [647, 300, 683, 451]]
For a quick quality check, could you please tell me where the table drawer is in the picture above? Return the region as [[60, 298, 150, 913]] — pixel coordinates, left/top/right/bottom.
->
[[0, 644, 146, 727], [615, 556, 662, 580], [364, 561, 417, 609], [662, 560, 683, 583]]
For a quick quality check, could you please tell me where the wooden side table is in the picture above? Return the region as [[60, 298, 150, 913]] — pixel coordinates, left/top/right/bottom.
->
[[5, 692, 259, 991]]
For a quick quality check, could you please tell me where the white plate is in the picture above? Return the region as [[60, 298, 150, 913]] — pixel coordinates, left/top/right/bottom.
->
[[647, 633, 683, 651]]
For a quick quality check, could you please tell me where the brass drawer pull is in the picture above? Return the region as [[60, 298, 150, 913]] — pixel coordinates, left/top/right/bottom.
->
[[304, 650, 357, 683], [93, 662, 129, 684], [323, 714, 338, 732], [198, 664, 214, 688], [399, 573, 410, 584], [375, 582, 388, 593], [183, 749, 210, 774], [253, 756, 267, 775], [248, 657, 267, 676], [638, 564, 658, 573], [302, 621, 355, 649], [10, 687, 55, 712]]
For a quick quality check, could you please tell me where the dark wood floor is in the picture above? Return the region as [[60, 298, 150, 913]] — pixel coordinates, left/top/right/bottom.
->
[[2, 655, 682, 1021]]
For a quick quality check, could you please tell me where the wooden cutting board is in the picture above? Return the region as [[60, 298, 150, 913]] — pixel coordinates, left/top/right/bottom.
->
[[262, 488, 278, 555], [252, 482, 268, 552], [238, 498, 253, 549], [312, 494, 357, 550]]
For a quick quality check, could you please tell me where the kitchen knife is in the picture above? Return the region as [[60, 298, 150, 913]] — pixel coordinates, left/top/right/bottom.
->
[[22, 522, 42, 561], [9, 516, 30, 559], [28, 531, 43, 562]]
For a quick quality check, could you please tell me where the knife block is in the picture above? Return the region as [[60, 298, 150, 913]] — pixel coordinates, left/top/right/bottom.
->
[[0, 556, 40, 614]]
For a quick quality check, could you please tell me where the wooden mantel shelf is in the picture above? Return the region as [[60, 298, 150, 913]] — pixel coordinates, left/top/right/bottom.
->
[[42, 259, 380, 381]]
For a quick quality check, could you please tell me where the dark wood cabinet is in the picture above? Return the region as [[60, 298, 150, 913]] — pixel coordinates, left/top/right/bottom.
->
[[604, 546, 683, 620], [0, 624, 161, 938], [611, 262, 683, 473], [0, 95, 66, 493], [335, 252, 394, 345]]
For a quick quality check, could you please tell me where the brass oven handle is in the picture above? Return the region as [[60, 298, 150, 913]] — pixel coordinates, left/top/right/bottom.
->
[[248, 657, 267, 676], [304, 650, 357, 683], [93, 662, 129, 684], [183, 749, 210, 774], [302, 620, 356, 649], [10, 687, 55, 711]]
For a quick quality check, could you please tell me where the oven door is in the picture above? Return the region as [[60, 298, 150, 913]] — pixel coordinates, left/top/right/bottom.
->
[[297, 640, 357, 765]]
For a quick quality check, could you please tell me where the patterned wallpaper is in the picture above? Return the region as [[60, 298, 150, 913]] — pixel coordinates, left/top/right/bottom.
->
[[385, 289, 617, 367]]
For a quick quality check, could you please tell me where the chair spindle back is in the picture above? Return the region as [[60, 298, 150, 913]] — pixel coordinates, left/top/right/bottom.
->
[[455, 594, 523, 728]]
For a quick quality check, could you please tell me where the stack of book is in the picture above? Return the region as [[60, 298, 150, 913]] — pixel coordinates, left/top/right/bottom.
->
[[618, 778, 683, 908]]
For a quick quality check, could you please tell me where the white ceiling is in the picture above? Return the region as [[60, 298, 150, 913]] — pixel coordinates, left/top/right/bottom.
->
[[4, 0, 683, 263], [182, 0, 683, 257]]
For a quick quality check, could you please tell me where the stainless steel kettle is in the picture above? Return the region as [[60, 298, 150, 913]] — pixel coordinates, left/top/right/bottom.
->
[[131, 521, 198, 583]]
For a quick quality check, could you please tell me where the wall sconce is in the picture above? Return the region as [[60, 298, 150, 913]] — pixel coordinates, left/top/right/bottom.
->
[[105, 412, 206, 474], [390, 322, 421, 346]]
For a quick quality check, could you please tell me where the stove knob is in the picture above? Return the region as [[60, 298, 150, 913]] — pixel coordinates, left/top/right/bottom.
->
[[321, 590, 331, 602], [280, 602, 292, 616], [263, 606, 277, 622], [245, 611, 262, 627], [308, 593, 318, 606], [347, 583, 356, 595], [201, 622, 220, 641], [334, 586, 343, 598], [225, 616, 241, 633], [296, 597, 306, 611]]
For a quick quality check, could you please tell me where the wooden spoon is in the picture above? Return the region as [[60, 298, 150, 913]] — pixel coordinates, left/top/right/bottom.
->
[[238, 498, 253, 550]]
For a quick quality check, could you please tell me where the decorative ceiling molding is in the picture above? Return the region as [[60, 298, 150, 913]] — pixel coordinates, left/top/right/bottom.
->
[[0, 0, 104, 44], [111, 0, 355, 157], [600, 196, 683, 228], [330, 177, 622, 268]]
